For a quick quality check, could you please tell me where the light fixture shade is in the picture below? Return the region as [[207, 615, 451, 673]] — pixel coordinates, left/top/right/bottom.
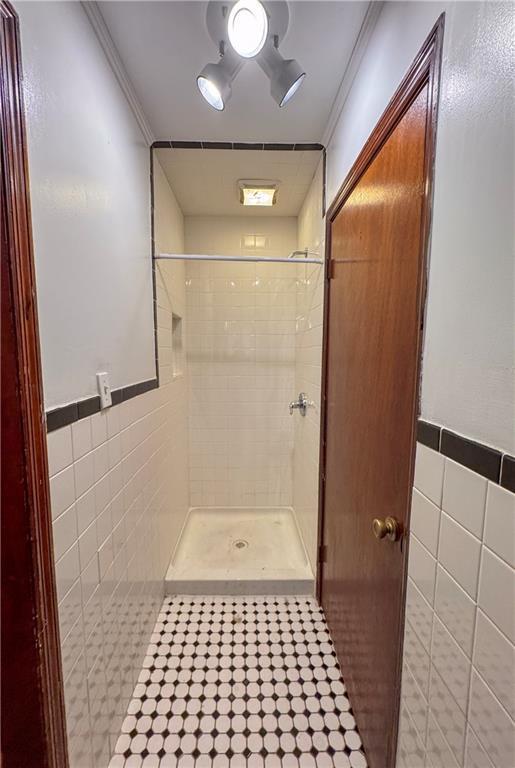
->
[[256, 42, 306, 107], [197, 63, 231, 110], [270, 58, 305, 107], [238, 180, 278, 206], [228, 0, 269, 59], [197, 49, 243, 110]]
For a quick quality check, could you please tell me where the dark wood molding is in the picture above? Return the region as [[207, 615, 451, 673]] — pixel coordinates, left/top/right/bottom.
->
[[317, 15, 445, 768], [0, 2, 69, 765]]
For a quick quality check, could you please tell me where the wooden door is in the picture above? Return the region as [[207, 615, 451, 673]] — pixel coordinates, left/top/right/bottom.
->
[[1, 2, 69, 765], [318, 21, 443, 768]]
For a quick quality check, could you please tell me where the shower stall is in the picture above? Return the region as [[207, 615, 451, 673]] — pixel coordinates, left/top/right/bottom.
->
[[153, 146, 325, 594]]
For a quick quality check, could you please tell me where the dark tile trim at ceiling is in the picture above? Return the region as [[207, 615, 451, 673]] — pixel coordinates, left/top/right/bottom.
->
[[149, 147, 160, 388], [151, 140, 325, 152], [417, 419, 514, 492], [46, 378, 158, 433]]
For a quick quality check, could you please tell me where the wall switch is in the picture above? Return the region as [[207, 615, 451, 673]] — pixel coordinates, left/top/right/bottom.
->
[[96, 372, 112, 409]]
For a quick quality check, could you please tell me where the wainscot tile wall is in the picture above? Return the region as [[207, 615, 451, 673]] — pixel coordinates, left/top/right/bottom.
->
[[184, 216, 298, 508], [47, 158, 190, 768], [293, 159, 325, 572], [48, 384, 186, 767], [397, 441, 515, 768]]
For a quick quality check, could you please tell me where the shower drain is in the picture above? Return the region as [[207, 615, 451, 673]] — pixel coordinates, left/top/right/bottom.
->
[[233, 539, 249, 549]]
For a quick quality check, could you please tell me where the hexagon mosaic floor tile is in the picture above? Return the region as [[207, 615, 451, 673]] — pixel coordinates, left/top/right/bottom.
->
[[109, 596, 367, 768]]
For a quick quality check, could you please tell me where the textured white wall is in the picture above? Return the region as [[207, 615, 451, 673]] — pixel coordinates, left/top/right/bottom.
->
[[17, 1, 155, 410], [326, 1, 514, 453]]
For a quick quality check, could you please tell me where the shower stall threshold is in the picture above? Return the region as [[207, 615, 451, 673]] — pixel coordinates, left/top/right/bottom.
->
[[165, 507, 315, 595]]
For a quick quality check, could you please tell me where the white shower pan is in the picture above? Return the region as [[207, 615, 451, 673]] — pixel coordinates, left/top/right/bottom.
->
[[165, 507, 314, 595]]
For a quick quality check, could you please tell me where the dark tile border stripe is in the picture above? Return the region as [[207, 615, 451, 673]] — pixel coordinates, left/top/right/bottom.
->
[[46, 378, 158, 433], [500, 455, 515, 493], [417, 419, 514, 492], [151, 141, 325, 152], [440, 429, 502, 483], [417, 420, 441, 451]]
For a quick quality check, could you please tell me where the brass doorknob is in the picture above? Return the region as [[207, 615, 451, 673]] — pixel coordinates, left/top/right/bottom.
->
[[373, 516, 401, 542]]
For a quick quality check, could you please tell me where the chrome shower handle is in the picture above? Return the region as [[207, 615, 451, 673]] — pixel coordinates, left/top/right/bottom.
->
[[289, 392, 311, 416]]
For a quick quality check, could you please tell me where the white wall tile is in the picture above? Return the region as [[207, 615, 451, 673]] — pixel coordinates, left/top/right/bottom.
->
[[185, 218, 298, 510], [408, 535, 437, 605], [434, 565, 476, 657], [410, 488, 440, 555], [78, 521, 98, 572], [55, 543, 80, 601], [401, 662, 428, 740], [414, 443, 445, 507], [443, 458, 487, 538], [52, 504, 78, 561], [58, 577, 82, 641], [473, 609, 515, 719], [76, 487, 96, 536], [464, 727, 496, 768], [50, 465, 76, 520], [478, 547, 515, 644], [468, 670, 515, 768], [438, 513, 481, 598], [91, 410, 108, 448], [72, 417, 92, 460], [406, 577, 433, 652], [426, 712, 460, 768], [428, 664, 467, 765], [397, 706, 426, 768], [404, 619, 430, 697], [399, 440, 515, 768], [431, 616, 471, 714], [47, 426, 73, 476], [484, 482, 515, 567], [74, 451, 95, 498]]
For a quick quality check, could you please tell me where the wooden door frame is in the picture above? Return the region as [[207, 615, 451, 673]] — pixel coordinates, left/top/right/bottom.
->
[[1, 2, 70, 765], [316, 13, 444, 764]]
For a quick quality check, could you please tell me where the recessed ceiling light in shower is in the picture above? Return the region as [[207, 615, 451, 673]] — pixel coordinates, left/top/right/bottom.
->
[[239, 180, 278, 206]]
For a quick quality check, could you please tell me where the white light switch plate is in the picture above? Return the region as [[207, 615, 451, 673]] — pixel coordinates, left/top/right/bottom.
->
[[96, 372, 112, 409]]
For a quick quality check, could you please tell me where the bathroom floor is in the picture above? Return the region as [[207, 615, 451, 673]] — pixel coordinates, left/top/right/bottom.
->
[[165, 509, 314, 595], [109, 596, 367, 768]]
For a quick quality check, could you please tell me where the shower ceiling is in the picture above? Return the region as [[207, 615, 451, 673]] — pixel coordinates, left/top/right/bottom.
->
[[155, 147, 321, 216], [96, 1, 370, 143]]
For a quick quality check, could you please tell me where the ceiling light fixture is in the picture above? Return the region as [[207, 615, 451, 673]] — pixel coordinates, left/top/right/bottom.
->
[[239, 180, 278, 206], [197, 46, 243, 110], [257, 40, 306, 107], [228, 0, 268, 58], [199, 1, 305, 111]]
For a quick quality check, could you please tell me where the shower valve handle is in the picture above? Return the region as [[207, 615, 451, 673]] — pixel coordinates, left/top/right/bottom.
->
[[289, 392, 311, 417]]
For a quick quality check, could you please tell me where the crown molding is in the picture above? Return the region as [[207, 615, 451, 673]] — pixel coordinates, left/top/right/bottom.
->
[[81, 1, 155, 146], [321, 1, 383, 149]]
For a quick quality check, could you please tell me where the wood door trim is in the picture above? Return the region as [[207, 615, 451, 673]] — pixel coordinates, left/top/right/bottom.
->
[[1, 2, 69, 765], [316, 14, 444, 766]]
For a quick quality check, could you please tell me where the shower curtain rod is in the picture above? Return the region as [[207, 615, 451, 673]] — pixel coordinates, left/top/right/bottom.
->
[[155, 252, 324, 265]]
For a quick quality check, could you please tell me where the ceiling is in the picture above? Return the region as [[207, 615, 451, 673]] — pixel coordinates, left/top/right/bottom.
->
[[155, 147, 322, 216], [98, 1, 369, 143]]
